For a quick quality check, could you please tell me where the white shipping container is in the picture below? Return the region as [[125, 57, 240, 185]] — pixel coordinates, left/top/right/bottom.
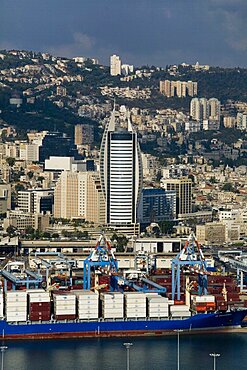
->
[[102, 313, 124, 319], [78, 310, 99, 315], [170, 305, 190, 312], [53, 294, 75, 300], [6, 301, 27, 308], [125, 303, 146, 308], [124, 292, 146, 297], [102, 308, 124, 313], [6, 291, 27, 297], [193, 295, 215, 303], [73, 290, 98, 296], [6, 306, 27, 313], [5, 297, 27, 303], [77, 296, 98, 302], [102, 303, 123, 308], [171, 312, 191, 317], [78, 301, 99, 307], [54, 309, 76, 314], [78, 314, 98, 319], [54, 303, 76, 308], [29, 292, 50, 299], [6, 313, 27, 322], [29, 297, 50, 303]]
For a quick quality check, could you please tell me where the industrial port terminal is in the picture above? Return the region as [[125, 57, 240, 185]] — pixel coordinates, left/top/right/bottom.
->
[[0, 233, 246, 339]]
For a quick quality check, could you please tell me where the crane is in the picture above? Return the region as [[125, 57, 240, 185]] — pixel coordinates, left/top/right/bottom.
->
[[83, 234, 118, 290], [172, 232, 209, 300]]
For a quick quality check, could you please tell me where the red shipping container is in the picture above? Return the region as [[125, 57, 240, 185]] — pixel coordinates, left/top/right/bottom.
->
[[196, 306, 207, 312], [29, 302, 50, 309], [29, 313, 51, 321]]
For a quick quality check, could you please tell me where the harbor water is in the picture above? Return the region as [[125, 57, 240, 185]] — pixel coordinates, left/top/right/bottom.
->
[[2, 332, 247, 370]]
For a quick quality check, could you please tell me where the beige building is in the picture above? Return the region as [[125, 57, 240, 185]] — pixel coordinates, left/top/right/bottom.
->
[[160, 80, 197, 98], [196, 222, 226, 245], [161, 177, 192, 216], [74, 124, 94, 146], [4, 211, 50, 231], [0, 184, 11, 213], [54, 171, 105, 224]]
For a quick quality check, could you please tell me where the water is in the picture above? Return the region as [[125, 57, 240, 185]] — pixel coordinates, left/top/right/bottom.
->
[[2, 333, 247, 370]]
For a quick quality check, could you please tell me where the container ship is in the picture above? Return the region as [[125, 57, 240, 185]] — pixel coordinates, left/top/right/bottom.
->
[[0, 234, 246, 340]]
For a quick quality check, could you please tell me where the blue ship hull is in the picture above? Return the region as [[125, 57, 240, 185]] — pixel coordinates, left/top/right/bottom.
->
[[0, 310, 246, 340]]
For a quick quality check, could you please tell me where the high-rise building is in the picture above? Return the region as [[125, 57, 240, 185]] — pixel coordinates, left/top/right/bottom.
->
[[190, 98, 220, 122], [54, 171, 105, 223], [160, 80, 197, 98], [74, 124, 94, 146], [39, 132, 79, 162], [161, 177, 192, 216], [18, 189, 54, 214], [190, 98, 201, 121], [100, 109, 142, 225], [138, 188, 176, 224], [110, 55, 122, 76], [236, 113, 247, 130], [208, 98, 221, 122], [0, 184, 11, 213]]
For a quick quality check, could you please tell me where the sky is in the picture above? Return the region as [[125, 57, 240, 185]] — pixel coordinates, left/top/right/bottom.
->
[[0, 0, 247, 67]]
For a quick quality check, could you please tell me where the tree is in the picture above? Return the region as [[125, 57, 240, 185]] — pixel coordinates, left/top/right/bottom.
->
[[25, 226, 35, 235], [27, 171, 34, 179], [6, 225, 17, 237], [222, 183, 234, 192], [6, 157, 15, 167], [159, 220, 175, 234], [15, 184, 25, 192]]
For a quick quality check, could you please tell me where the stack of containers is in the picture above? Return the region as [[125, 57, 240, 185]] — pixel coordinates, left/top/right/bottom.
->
[[170, 304, 191, 319], [215, 295, 227, 311], [101, 292, 124, 319], [125, 292, 146, 319], [28, 290, 50, 321], [53, 293, 76, 320], [5, 291, 27, 322], [192, 295, 216, 312], [147, 296, 169, 318], [76, 291, 99, 320]]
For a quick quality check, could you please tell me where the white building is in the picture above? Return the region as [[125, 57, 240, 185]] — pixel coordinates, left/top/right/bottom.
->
[[100, 108, 142, 225], [121, 64, 134, 76], [45, 156, 92, 172], [110, 55, 121, 76], [190, 97, 220, 123], [236, 113, 247, 130], [18, 189, 54, 214]]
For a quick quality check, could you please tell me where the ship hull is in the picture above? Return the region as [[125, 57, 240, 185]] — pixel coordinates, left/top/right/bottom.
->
[[0, 310, 246, 340]]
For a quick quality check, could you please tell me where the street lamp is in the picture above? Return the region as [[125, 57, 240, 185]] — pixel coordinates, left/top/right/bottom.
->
[[209, 353, 220, 370], [174, 330, 183, 370], [0, 346, 7, 370], [123, 342, 133, 370]]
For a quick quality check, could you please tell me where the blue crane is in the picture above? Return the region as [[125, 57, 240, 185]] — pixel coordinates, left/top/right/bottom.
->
[[83, 234, 118, 290], [172, 233, 209, 300]]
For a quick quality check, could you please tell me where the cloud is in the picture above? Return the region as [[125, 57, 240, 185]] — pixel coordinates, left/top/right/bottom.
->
[[73, 33, 95, 50], [0, 0, 247, 67]]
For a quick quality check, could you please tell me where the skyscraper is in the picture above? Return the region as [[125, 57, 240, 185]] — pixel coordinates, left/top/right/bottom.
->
[[100, 109, 142, 226], [190, 98, 220, 122], [110, 55, 122, 76], [54, 171, 105, 223], [161, 177, 192, 217], [74, 124, 94, 146]]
